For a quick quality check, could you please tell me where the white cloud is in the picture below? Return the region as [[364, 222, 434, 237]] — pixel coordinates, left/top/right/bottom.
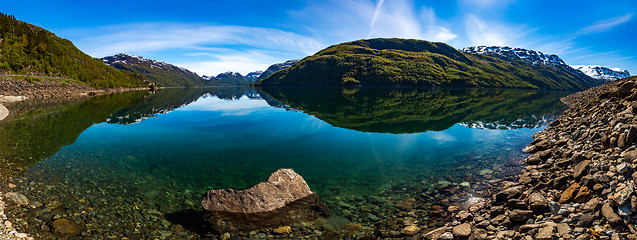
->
[[580, 13, 633, 34], [292, 0, 456, 43], [464, 15, 534, 47]]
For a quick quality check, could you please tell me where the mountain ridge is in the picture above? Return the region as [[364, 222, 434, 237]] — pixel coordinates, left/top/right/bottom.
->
[[571, 65, 630, 81], [102, 54, 210, 87], [256, 38, 601, 90]]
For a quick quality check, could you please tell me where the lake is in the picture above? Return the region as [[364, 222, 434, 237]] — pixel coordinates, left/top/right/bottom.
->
[[0, 87, 569, 239]]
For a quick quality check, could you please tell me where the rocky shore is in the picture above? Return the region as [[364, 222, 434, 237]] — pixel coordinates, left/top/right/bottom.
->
[[419, 76, 637, 239], [0, 77, 150, 101]]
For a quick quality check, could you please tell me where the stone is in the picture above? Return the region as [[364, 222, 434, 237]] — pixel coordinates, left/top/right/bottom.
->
[[470, 228, 488, 240], [578, 213, 596, 227], [601, 203, 623, 226], [421, 227, 447, 240], [574, 186, 592, 203], [559, 182, 580, 204], [624, 150, 637, 162], [611, 182, 635, 206], [556, 223, 571, 235], [618, 203, 633, 216], [593, 183, 604, 192], [548, 201, 560, 215], [452, 223, 471, 237], [528, 192, 549, 211], [201, 169, 328, 232], [4, 192, 28, 206], [401, 225, 420, 236], [439, 232, 454, 240], [457, 211, 473, 222], [509, 209, 534, 223], [617, 162, 629, 174], [573, 160, 591, 179], [495, 186, 522, 202], [50, 218, 82, 237], [273, 226, 291, 234], [536, 225, 556, 240]]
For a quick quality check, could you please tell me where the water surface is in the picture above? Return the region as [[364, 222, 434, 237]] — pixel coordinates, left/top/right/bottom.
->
[[0, 87, 569, 239]]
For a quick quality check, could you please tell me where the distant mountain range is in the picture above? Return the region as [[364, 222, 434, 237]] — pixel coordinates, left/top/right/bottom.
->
[[102, 54, 209, 87], [571, 65, 630, 81], [255, 38, 601, 90], [258, 60, 300, 80]]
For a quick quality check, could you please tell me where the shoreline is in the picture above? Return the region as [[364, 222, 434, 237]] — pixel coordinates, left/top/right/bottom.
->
[[421, 76, 637, 239]]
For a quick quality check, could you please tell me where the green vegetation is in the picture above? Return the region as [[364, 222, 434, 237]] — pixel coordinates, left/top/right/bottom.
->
[[0, 13, 147, 88], [256, 38, 601, 90], [259, 87, 569, 133]]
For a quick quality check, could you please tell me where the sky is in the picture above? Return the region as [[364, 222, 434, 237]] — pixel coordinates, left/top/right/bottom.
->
[[2, 0, 636, 76]]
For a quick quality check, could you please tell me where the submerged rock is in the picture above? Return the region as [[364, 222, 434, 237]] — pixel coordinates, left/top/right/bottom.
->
[[4, 192, 29, 206], [50, 218, 82, 237], [201, 168, 329, 232]]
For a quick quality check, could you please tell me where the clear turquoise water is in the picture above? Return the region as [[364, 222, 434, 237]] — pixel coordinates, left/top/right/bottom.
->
[[1, 87, 570, 238]]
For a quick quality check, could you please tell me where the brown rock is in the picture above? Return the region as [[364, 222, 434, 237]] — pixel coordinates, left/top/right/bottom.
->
[[452, 223, 472, 238], [574, 186, 592, 203], [527, 192, 549, 211], [593, 183, 604, 192], [536, 225, 556, 240], [401, 225, 420, 236], [573, 160, 591, 179], [469, 229, 487, 240], [601, 203, 623, 226], [509, 209, 533, 223], [50, 218, 82, 237], [624, 150, 637, 162], [559, 182, 581, 204]]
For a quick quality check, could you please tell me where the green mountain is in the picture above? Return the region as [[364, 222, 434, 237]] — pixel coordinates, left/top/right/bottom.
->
[[0, 13, 147, 88], [102, 54, 210, 87], [255, 38, 602, 90]]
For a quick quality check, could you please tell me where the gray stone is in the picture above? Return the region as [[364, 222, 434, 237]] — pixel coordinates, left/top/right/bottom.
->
[[528, 192, 549, 211], [548, 201, 560, 215], [617, 162, 629, 174], [4, 192, 28, 206], [439, 232, 454, 240], [618, 203, 633, 216]]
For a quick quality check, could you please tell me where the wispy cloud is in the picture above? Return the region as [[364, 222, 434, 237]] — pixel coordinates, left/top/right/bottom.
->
[[579, 13, 633, 34], [62, 23, 324, 57], [292, 0, 456, 43]]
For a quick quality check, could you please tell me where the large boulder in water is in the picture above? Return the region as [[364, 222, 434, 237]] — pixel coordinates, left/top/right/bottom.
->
[[201, 168, 328, 232], [201, 169, 329, 232]]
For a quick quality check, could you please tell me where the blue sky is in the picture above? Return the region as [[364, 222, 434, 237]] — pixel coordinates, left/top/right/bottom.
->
[[2, 0, 636, 76]]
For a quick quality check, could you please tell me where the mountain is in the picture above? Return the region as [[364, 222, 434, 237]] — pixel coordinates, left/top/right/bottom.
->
[[0, 13, 146, 88], [257, 60, 299, 80], [208, 72, 252, 85], [245, 71, 263, 81], [571, 65, 630, 81], [102, 54, 209, 87], [460, 46, 567, 66], [255, 38, 601, 90]]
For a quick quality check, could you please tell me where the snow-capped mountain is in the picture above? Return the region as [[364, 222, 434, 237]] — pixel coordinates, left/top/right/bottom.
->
[[102, 54, 209, 87], [102, 54, 194, 75], [461, 46, 567, 67], [245, 71, 264, 81], [570, 65, 630, 81], [258, 60, 300, 80]]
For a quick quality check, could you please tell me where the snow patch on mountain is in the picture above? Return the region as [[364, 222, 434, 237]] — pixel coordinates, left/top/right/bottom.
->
[[461, 46, 567, 66], [570, 65, 630, 81], [102, 54, 195, 75]]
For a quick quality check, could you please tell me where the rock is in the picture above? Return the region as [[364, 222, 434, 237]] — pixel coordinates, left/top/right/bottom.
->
[[401, 225, 420, 236], [618, 204, 633, 216], [536, 225, 556, 240], [611, 182, 634, 206], [201, 169, 328, 232], [548, 201, 560, 215], [273, 226, 291, 234], [578, 213, 596, 227], [574, 186, 592, 203], [421, 227, 447, 240], [556, 223, 572, 236], [439, 232, 454, 240], [456, 211, 472, 222], [601, 203, 623, 226], [470, 229, 488, 240], [495, 186, 522, 202], [4, 192, 28, 206], [528, 192, 549, 211], [452, 223, 471, 237], [559, 182, 580, 204], [573, 160, 591, 179], [624, 150, 637, 162], [50, 218, 82, 237], [593, 183, 604, 192], [617, 162, 629, 174], [509, 209, 534, 223]]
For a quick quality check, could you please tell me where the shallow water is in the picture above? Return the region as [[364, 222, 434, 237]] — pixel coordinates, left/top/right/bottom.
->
[[0, 87, 569, 239]]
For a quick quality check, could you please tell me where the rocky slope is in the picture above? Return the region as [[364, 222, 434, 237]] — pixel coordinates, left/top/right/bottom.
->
[[572, 65, 631, 82], [255, 38, 600, 90], [102, 54, 209, 87], [257, 60, 299, 80], [420, 76, 637, 239]]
